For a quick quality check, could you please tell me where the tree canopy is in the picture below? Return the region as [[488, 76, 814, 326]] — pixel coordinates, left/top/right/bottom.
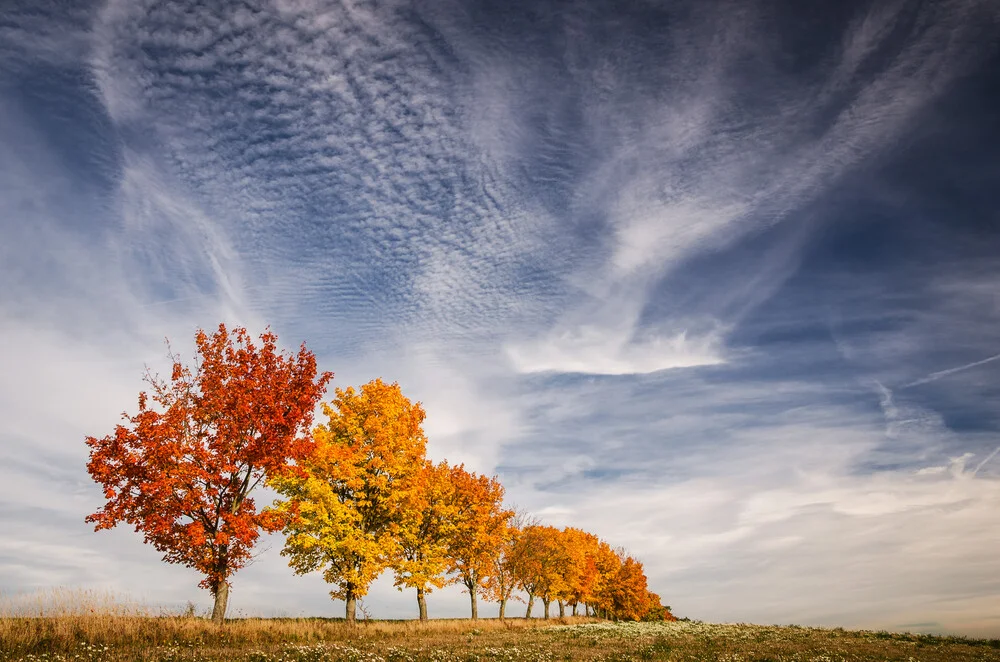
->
[[269, 378, 428, 625], [85, 324, 332, 623]]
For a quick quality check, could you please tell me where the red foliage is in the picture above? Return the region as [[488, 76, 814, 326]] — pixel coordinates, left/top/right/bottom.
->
[[85, 324, 332, 598]]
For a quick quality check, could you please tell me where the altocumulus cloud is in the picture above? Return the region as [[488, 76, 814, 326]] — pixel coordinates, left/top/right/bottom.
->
[[1, 0, 999, 634]]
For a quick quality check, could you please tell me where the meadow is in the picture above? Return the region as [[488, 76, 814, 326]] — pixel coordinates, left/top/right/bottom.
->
[[2, 593, 998, 662]]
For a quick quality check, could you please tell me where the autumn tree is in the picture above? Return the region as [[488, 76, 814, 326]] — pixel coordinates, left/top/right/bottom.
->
[[482, 510, 536, 620], [513, 526, 541, 618], [586, 538, 623, 618], [85, 324, 331, 624], [515, 524, 571, 619], [391, 459, 458, 621], [559, 527, 600, 617], [445, 466, 512, 620], [606, 552, 654, 621], [270, 379, 426, 625], [641, 591, 678, 622], [537, 526, 572, 619]]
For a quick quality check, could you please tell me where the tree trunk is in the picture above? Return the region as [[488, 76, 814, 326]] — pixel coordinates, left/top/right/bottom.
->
[[499, 598, 506, 621], [469, 590, 478, 620], [543, 599, 550, 619], [558, 600, 565, 618], [416, 586, 428, 622], [572, 603, 578, 616], [211, 581, 229, 625], [525, 595, 534, 618], [346, 592, 357, 626]]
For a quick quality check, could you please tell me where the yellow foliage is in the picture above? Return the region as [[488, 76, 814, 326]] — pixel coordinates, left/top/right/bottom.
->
[[392, 460, 459, 594], [269, 379, 427, 619]]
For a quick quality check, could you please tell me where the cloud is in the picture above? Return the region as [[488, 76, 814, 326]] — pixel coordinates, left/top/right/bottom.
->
[[507, 385, 1000, 636], [464, 0, 997, 376], [2, 0, 999, 634], [0, 2, 96, 76], [505, 324, 725, 375]]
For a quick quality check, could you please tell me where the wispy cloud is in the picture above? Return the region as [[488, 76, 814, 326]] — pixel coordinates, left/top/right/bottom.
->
[[1, 0, 999, 631], [467, 0, 997, 376], [506, 317, 726, 375], [507, 378, 1000, 635]]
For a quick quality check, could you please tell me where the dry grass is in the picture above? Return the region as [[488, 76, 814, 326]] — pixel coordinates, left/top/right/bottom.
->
[[2, 591, 999, 661], [0, 611, 589, 650]]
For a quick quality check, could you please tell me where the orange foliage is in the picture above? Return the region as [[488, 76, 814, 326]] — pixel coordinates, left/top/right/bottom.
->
[[444, 467, 512, 619], [84, 325, 331, 622], [607, 553, 653, 621], [514, 525, 571, 618], [482, 513, 533, 620], [392, 459, 459, 620], [560, 527, 601, 614], [585, 538, 622, 617], [642, 590, 678, 621]]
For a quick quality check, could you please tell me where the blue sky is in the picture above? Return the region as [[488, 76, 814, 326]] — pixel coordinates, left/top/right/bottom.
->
[[2, 0, 1000, 636]]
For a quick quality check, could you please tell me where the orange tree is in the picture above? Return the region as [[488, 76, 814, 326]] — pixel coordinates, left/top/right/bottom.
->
[[559, 527, 600, 617], [85, 324, 331, 623], [515, 524, 570, 619], [391, 459, 458, 621], [587, 538, 623, 618], [537, 526, 572, 619], [482, 511, 535, 620], [607, 552, 654, 620], [445, 466, 512, 620], [269, 379, 427, 625], [512, 525, 542, 618]]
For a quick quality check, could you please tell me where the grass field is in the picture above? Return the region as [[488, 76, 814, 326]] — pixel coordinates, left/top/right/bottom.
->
[[2, 615, 999, 661]]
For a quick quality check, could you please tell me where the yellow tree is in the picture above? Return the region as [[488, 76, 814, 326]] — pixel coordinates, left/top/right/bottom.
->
[[512, 524, 542, 618], [445, 466, 512, 620], [391, 459, 458, 621], [270, 379, 426, 625]]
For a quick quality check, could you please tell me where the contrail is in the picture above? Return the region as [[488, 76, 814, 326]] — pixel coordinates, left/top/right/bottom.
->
[[973, 446, 1000, 476], [903, 352, 1000, 388]]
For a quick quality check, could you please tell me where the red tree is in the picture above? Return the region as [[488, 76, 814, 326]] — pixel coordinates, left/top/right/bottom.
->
[[85, 324, 332, 623]]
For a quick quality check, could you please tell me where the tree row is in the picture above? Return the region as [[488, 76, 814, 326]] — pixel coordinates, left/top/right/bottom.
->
[[85, 325, 671, 624]]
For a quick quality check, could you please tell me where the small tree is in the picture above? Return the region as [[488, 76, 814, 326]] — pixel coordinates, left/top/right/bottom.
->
[[391, 460, 458, 621], [445, 467, 512, 620], [608, 552, 654, 621], [514, 525, 570, 619], [270, 379, 427, 625], [483, 510, 536, 620], [85, 324, 332, 624], [641, 592, 678, 622], [561, 527, 601, 616], [587, 539, 622, 618]]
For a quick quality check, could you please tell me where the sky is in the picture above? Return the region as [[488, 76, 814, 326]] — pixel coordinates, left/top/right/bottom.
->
[[2, 0, 1000, 637]]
